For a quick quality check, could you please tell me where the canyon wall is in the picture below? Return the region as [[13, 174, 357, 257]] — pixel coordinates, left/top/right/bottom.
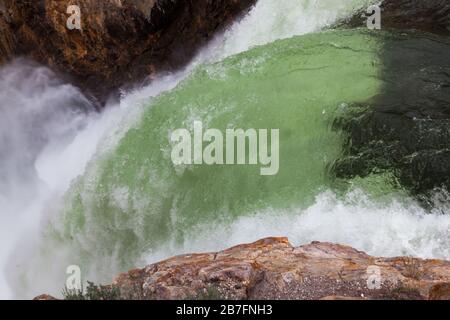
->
[[0, 0, 256, 105]]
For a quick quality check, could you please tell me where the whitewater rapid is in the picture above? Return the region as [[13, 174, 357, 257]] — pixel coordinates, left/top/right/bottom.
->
[[142, 189, 450, 265], [1, 0, 448, 300]]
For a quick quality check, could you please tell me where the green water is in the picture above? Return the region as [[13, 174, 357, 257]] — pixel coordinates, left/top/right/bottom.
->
[[52, 29, 385, 275]]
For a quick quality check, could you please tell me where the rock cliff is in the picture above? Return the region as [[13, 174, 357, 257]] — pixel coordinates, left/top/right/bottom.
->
[[0, 0, 256, 105]]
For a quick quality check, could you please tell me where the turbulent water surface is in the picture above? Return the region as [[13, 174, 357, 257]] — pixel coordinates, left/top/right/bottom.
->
[[0, 0, 449, 299]]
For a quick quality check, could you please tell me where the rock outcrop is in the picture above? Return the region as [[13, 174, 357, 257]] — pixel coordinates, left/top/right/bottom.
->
[[381, 0, 450, 36], [37, 237, 450, 300], [345, 0, 450, 36], [33, 294, 58, 301], [0, 0, 256, 105]]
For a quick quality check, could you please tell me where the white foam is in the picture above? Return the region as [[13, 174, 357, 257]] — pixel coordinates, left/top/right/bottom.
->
[[0, 65, 188, 299], [208, 0, 376, 60], [144, 190, 450, 264]]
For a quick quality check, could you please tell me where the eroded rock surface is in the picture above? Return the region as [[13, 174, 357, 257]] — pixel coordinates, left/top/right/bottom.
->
[[107, 238, 450, 300], [345, 0, 450, 36], [0, 0, 256, 104], [381, 0, 450, 36]]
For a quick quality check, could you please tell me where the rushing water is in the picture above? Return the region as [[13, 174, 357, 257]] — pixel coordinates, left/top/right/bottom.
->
[[0, 0, 449, 299]]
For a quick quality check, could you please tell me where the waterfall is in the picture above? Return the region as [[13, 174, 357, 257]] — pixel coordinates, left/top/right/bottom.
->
[[3, 0, 449, 300]]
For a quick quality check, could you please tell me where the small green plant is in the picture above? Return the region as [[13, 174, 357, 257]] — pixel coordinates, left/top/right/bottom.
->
[[62, 281, 121, 300], [390, 286, 422, 300], [62, 286, 85, 300], [84, 281, 121, 300], [402, 257, 424, 280]]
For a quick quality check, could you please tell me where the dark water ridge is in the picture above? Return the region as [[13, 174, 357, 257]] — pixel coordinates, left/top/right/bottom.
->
[[334, 29, 450, 201]]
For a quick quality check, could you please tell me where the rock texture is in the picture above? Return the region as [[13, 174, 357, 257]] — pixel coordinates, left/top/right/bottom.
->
[[381, 0, 450, 36], [345, 0, 450, 36], [33, 294, 58, 301], [0, 0, 256, 105], [62, 237, 450, 300], [428, 283, 450, 300]]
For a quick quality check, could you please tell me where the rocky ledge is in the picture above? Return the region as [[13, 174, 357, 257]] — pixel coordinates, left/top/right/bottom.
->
[[35, 237, 450, 300], [381, 0, 450, 36]]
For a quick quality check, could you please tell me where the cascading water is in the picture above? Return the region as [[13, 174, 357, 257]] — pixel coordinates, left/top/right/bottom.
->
[[1, 0, 449, 299], [0, 60, 91, 299]]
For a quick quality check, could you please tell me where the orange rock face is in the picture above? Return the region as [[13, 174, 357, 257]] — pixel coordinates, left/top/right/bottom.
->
[[0, 0, 256, 105], [110, 238, 450, 300]]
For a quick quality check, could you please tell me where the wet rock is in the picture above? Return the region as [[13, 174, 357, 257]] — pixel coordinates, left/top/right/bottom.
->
[[344, 0, 450, 36], [0, 0, 256, 105], [381, 0, 450, 36]]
